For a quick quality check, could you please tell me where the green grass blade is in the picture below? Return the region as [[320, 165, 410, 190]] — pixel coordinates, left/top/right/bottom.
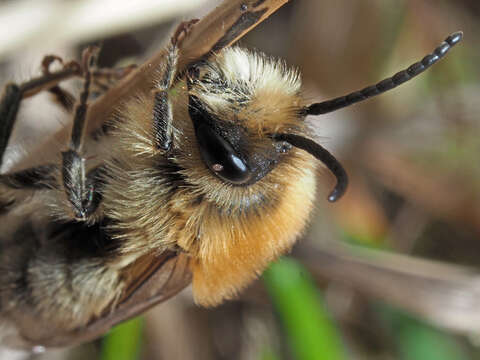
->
[[101, 316, 144, 360], [259, 346, 281, 360], [263, 258, 347, 360], [381, 307, 470, 360]]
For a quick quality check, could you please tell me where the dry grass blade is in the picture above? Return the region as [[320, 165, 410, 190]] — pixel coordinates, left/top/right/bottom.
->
[[301, 243, 480, 333]]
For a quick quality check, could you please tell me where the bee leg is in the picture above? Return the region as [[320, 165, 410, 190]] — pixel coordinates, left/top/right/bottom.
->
[[152, 19, 198, 151], [62, 46, 102, 220], [0, 84, 23, 168], [0, 165, 57, 189], [171, 18, 199, 46], [0, 58, 81, 168], [152, 45, 178, 151], [41, 55, 78, 112], [42, 56, 135, 111]]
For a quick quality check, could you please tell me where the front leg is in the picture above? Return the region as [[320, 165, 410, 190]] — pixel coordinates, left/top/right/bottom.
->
[[42, 55, 77, 112], [62, 47, 102, 220], [152, 46, 177, 151], [62, 151, 104, 220], [153, 19, 198, 151]]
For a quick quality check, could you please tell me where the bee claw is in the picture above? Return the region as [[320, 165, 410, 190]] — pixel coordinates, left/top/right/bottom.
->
[[171, 18, 200, 47]]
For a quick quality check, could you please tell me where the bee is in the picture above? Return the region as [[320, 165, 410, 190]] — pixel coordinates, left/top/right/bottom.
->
[[0, 7, 462, 349]]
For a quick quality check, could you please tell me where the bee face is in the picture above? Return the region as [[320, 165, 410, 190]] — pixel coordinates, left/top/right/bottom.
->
[[184, 47, 306, 185]]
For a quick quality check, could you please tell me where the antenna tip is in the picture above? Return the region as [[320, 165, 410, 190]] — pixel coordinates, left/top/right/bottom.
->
[[448, 31, 463, 45], [327, 188, 344, 203]]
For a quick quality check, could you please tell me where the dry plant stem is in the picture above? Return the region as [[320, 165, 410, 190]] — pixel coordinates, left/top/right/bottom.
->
[[32, 0, 289, 167], [300, 242, 480, 333]]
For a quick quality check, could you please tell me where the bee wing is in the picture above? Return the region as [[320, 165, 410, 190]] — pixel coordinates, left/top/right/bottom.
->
[[5, 252, 192, 349]]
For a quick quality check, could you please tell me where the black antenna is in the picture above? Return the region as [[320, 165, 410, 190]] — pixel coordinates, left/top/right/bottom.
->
[[305, 31, 463, 115], [275, 133, 348, 202]]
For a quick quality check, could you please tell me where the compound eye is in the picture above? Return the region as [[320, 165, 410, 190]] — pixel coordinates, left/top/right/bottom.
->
[[195, 123, 252, 185]]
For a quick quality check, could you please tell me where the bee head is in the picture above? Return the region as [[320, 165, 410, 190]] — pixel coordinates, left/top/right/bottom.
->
[[186, 48, 308, 183], [186, 47, 347, 201], [184, 31, 463, 202]]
